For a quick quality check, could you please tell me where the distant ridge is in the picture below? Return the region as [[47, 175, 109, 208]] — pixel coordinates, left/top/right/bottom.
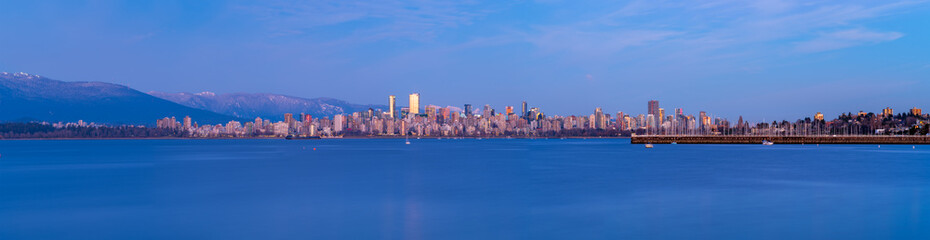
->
[[149, 91, 388, 121], [0, 72, 241, 125]]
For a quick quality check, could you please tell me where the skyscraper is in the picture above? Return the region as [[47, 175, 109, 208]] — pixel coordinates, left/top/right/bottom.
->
[[699, 111, 708, 127], [616, 111, 624, 129], [388, 95, 396, 119], [505, 106, 513, 116], [409, 93, 420, 114], [333, 114, 345, 132], [594, 107, 605, 129], [183, 116, 191, 129], [658, 108, 665, 125], [441, 107, 451, 121], [882, 107, 893, 116], [648, 100, 659, 116], [522, 101, 528, 117], [284, 113, 294, 125], [425, 105, 436, 120], [910, 107, 922, 116], [464, 104, 473, 117]]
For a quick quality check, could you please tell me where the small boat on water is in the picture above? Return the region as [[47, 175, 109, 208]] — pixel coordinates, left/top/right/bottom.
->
[[645, 143, 654, 148], [762, 140, 774, 145]]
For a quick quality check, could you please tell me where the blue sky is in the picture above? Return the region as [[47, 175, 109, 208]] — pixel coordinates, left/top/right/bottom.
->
[[1, 0, 928, 121]]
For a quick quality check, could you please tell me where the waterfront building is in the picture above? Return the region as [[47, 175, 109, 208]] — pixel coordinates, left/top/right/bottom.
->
[[658, 108, 665, 125], [594, 107, 605, 129], [425, 105, 436, 120], [646, 114, 656, 129], [409, 93, 420, 114], [648, 100, 659, 116], [273, 122, 288, 136], [183, 116, 192, 129], [389, 95, 396, 119], [699, 111, 708, 130], [441, 107, 451, 122], [333, 114, 345, 133], [284, 113, 294, 124], [464, 104, 473, 117]]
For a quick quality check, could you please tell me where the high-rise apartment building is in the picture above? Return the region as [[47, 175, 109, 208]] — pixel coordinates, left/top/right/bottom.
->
[[409, 93, 420, 114], [464, 104, 473, 117], [699, 111, 709, 127], [333, 115, 345, 132], [183, 116, 192, 129], [911, 107, 922, 116], [425, 105, 436, 120], [284, 113, 294, 125], [882, 107, 893, 116], [814, 112, 824, 121], [522, 101, 528, 117], [441, 107, 451, 121], [389, 95, 396, 119], [594, 107, 605, 129], [648, 100, 659, 116], [658, 108, 665, 125]]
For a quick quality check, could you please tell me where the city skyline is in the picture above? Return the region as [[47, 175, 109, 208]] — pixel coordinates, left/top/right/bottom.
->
[[2, 69, 925, 123], [1, 1, 929, 120], [142, 92, 927, 139]]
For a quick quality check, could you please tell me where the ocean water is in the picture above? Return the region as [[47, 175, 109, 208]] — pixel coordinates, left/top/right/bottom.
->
[[1, 139, 929, 239]]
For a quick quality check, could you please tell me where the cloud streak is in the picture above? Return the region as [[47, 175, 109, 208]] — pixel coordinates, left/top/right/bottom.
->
[[795, 29, 903, 53], [540, 1, 920, 57], [240, 0, 508, 41]]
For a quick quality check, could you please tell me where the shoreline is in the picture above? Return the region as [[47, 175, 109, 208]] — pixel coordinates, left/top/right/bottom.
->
[[632, 135, 930, 144], [0, 136, 631, 140]]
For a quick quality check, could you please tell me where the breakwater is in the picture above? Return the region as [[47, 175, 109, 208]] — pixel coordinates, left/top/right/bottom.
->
[[631, 135, 930, 144]]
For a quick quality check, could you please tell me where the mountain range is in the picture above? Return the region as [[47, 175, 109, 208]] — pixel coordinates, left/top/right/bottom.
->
[[0, 72, 241, 125], [0, 72, 386, 125], [148, 92, 388, 121]]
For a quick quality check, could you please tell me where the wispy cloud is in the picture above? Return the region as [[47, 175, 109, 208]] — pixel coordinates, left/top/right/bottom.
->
[[795, 29, 903, 53], [527, 27, 681, 57], [523, 0, 922, 59], [239, 0, 508, 41]]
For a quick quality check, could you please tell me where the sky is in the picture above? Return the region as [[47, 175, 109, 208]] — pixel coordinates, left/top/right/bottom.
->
[[1, 0, 929, 121]]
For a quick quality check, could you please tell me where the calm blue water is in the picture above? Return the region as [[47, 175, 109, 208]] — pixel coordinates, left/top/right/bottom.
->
[[1, 139, 929, 239]]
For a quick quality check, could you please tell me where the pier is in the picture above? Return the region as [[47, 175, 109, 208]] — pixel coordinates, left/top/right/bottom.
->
[[631, 135, 930, 144]]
